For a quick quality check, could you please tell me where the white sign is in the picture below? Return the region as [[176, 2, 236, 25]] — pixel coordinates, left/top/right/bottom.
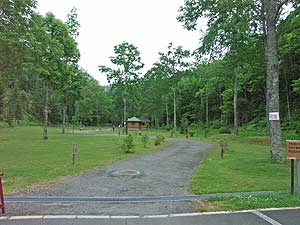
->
[[269, 112, 280, 121]]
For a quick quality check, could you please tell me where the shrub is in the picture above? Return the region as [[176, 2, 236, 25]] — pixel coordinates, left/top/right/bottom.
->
[[121, 134, 135, 153], [141, 134, 149, 148], [170, 129, 175, 137], [190, 131, 195, 137], [155, 136, 161, 146], [219, 127, 231, 134], [164, 125, 173, 131], [154, 135, 165, 146], [160, 135, 165, 142]]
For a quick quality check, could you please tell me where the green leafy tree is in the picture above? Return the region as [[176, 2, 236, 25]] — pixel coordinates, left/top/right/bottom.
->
[[99, 42, 144, 128], [0, 0, 37, 126], [177, 0, 295, 161], [154, 43, 191, 130], [30, 13, 66, 139], [58, 8, 80, 134]]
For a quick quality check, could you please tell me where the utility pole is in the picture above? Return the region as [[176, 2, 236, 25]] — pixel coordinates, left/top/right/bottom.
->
[[173, 89, 176, 131], [123, 98, 127, 135], [166, 102, 169, 127]]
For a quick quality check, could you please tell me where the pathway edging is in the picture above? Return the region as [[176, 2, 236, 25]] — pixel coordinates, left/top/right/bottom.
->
[[1, 206, 299, 220], [5, 190, 286, 203]]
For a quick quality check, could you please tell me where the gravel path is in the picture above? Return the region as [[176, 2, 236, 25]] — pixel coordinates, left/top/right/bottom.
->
[[6, 138, 211, 216]]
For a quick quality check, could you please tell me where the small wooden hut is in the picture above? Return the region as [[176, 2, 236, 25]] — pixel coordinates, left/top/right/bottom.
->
[[127, 117, 150, 129]]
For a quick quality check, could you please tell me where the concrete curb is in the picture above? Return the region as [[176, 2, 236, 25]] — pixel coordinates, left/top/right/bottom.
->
[[1, 206, 299, 220], [5, 190, 286, 203]]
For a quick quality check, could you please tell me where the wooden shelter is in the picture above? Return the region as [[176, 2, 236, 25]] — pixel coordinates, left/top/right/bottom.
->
[[127, 117, 150, 129]]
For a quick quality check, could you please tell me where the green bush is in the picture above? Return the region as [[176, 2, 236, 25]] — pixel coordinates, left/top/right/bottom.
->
[[141, 134, 149, 148], [170, 129, 175, 137], [121, 134, 135, 153], [190, 131, 195, 137], [155, 136, 161, 146], [219, 127, 231, 134], [210, 120, 221, 129], [164, 125, 173, 131]]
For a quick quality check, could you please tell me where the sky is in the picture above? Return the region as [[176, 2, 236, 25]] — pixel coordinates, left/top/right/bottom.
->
[[37, 0, 206, 85]]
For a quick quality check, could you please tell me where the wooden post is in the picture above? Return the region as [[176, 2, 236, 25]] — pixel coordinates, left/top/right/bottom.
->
[[291, 159, 295, 194], [286, 140, 300, 193], [0, 173, 5, 214], [220, 140, 225, 159], [72, 144, 78, 165], [297, 160, 300, 193]]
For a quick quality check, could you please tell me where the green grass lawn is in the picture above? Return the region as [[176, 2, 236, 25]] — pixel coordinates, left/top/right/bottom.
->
[[194, 193, 300, 212], [191, 134, 291, 194], [190, 130, 300, 210], [0, 126, 169, 194]]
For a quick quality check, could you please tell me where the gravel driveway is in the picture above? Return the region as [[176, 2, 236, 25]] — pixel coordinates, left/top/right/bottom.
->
[[7, 138, 211, 216]]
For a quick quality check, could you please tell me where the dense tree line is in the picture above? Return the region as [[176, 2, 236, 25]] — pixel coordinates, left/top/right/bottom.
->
[[0, 1, 112, 138], [101, 1, 299, 162], [1, 0, 299, 161], [103, 7, 299, 133]]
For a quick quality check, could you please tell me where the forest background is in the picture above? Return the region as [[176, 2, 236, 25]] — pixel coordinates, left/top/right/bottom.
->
[[1, 1, 299, 160]]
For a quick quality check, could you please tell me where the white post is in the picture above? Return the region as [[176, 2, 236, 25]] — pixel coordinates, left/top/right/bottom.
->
[[173, 89, 176, 131]]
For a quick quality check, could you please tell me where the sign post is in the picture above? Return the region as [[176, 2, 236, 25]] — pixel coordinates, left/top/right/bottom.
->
[[291, 159, 295, 194], [220, 140, 225, 159], [286, 140, 300, 194], [72, 144, 78, 165], [0, 173, 5, 214]]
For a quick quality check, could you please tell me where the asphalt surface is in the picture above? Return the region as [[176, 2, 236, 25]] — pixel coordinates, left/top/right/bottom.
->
[[1, 208, 300, 224], [6, 138, 211, 216], [3, 136, 300, 224]]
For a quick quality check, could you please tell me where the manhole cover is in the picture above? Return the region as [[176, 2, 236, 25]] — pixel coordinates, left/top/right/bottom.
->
[[109, 169, 142, 177]]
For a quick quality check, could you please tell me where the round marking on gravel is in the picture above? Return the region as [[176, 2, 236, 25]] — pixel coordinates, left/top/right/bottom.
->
[[109, 169, 141, 177]]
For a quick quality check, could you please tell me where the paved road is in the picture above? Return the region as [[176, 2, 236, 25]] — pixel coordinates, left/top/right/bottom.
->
[[6, 138, 211, 216], [1, 208, 300, 224]]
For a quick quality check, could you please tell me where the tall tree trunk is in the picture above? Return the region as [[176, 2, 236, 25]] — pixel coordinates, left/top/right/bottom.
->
[[262, 1, 271, 136], [264, 0, 282, 162], [205, 68, 209, 127], [62, 102, 67, 134], [219, 83, 223, 127], [285, 71, 291, 124], [234, 66, 239, 136], [123, 98, 127, 134], [166, 102, 169, 126], [0, 86, 4, 116], [205, 92, 209, 127], [43, 83, 49, 140], [154, 115, 159, 129], [173, 89, 176, 131], [7, 86, 15, 127]]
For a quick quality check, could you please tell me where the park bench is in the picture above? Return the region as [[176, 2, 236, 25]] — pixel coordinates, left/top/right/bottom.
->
[[0, 173, 5, 214]]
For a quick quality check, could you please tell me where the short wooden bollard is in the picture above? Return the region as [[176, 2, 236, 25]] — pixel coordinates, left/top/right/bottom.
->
[[72, 144, 78, 165], [220, 140, 225, 159], [0, 173, 5, 214]]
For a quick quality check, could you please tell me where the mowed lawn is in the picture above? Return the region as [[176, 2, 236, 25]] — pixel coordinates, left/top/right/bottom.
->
[[0, 126, 167, 193], [191, 135, 292, 194]]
